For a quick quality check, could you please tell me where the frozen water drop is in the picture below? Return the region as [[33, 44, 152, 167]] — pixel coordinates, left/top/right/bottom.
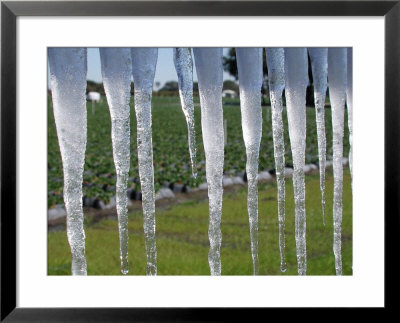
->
[[236, 47, 263, 275], [173, 48, 198, 178], [193, 48, 224, 276], [48, 48, 88, 276], [284, 48, 308, 276], [266, 48, 287, 272], [308, 47, 328, 225], [347, 48, 353, 184], [100, 48, 132, 275], [131, 48, 158, 276], [328, 47, 347, 276]]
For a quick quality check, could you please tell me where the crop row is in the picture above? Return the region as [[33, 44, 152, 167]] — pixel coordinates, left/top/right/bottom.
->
[[48, 95, 349, 208]]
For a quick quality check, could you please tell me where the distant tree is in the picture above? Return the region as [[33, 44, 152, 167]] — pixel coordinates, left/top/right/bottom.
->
[[130, 82, 135, 96], [306, 52, 314, 106], [193, 82, 199, 95], [159, 81, 179, 92], [223, 48, 324, 107], [86, 80, 105, 96], [223, 80, 239, 93], [223, 48, 268, 80], [222, 48, 239, 80]]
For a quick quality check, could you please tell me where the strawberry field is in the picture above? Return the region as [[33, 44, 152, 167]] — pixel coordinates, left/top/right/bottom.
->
[[48, 95, 349, 209]]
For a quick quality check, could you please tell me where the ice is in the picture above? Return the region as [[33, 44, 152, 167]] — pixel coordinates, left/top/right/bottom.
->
[[193, 48, 224, 275], [100, 48, 132, 275], [48, 48, 88, 275], [328, 48, 347, 276], [173, 48, 197, 178], [308, 48, 328, 225], [236, 48, 263, 275], [347, 48, 353, 183], [284, 48, 308, 275], [131, 48, 158, 276], [265, 48, 287, 272]]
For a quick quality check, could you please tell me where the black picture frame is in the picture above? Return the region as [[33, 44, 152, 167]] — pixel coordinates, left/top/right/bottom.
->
[[1, 0, 398, 320]]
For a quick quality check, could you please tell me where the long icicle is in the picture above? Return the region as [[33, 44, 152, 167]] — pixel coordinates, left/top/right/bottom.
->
[[193, 48, 224, 276], [236, 48, 263, 275], [48, 48, 88, 275], [131, 48, 158, 276], [173, 48, 197, 178], [265, 48, 287, 272], [284, 48, 308, 276], [100, 48, 132, 275], [308, 48, 328, 225], [328, 48, 347, 276], [347, 48, 353, 183]]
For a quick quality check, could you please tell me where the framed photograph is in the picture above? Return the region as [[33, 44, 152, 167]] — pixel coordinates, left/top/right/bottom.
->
[[1, 0, 397, 320]]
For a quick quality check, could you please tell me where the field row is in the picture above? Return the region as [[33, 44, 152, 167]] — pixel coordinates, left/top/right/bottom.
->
[[48, 96, 349, 208]]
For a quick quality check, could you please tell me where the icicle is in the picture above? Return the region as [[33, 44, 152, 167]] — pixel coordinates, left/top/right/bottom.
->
[[265, 48, 287, 272], [173, 48, 197, 178], [193, 48, 224, 276], [347, 48, 353, 183], [328, 48, 347, 276], [100, 48, 132, 275], [48, 48, 88, 275], [236, 48, 263, 275], [131, 48, 158, 276], [308, 48, 328, 225], [284, 48, 308, 276]]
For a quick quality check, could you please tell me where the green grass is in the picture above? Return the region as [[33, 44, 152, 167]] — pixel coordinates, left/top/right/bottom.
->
[[48, 168, 352, 275]]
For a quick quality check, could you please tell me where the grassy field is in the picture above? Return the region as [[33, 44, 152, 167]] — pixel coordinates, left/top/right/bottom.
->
[[48, 168, 352, 275]]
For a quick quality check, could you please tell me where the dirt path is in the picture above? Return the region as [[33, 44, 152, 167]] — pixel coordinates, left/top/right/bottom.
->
[[48, 165, 329, 232], [48, 181, 254, 231]]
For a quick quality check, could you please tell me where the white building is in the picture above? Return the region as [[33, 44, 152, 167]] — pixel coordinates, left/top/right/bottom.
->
[[222, 89, 238, 98], [86, 91, 101, 102]]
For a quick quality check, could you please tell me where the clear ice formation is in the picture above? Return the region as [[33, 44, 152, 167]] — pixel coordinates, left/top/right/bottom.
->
[[193, 48, 224, 275], [328, 48, 347, 276], [308, 48, 328, 225], [173, 48, 197, 178], [236, 48, 263, 275], [100, 48, 132, 275], [284, 48, 308, 275], [265, 48, 287, 272], [48, 48, 88, 275], [131, 48, 158, 276], [347, 48, 353, 183]]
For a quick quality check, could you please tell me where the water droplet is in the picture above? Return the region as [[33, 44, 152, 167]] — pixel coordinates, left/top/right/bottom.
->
[[173, 48, 197, 178], [193, 48, 224, 276], [131, 48, 158, 276], [236, 48, 263, 275], [284, 48, 308, 275], [100, 48, 132, 276], [266, 48, 287, 275]]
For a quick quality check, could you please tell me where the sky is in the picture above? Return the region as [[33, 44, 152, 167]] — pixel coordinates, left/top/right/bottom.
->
[[86, 48, 235, 89]]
